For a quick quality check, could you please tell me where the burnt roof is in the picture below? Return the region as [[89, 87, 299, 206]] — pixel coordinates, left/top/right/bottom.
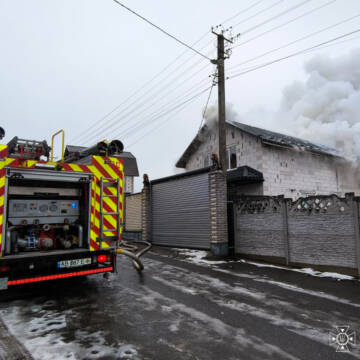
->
[[176, 121, 340, 168], [64, 145, 139, 177], [228, 121, 339, 156]]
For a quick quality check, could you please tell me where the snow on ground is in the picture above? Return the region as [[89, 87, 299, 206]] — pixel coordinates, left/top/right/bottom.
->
[[175, 249, 357, 281], [175, 249, 227, 265], [134, 286, 302, 360], [0, 303, 140, 360], [143, 257, 360, 358]]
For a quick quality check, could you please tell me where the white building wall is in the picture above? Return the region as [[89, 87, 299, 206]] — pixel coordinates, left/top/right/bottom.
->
[[186, 125, 263, 172], [261, 146, 341, 198]]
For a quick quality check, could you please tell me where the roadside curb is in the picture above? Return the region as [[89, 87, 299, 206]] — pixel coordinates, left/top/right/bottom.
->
[[0, 316, 33, 360]]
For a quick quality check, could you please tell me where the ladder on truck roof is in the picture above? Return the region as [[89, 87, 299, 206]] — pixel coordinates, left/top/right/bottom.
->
[[98, 177, 122, 249]]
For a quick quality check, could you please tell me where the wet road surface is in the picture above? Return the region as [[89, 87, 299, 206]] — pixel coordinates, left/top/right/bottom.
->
[[0, 247, 359, 360]]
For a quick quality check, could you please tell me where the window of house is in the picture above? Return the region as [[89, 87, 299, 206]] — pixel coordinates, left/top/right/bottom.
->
[[230, 153, 237, 169], [226, 146, 237, 169], [204, 154, 210, 167]]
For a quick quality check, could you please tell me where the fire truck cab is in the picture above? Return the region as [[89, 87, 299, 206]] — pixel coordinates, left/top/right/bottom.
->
[[0, 129, 125, 290]]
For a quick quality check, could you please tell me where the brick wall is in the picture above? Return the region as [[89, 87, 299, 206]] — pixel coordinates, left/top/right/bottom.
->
[[209, 171, 228, 246], [141, 184, 151, 243], [124, 193, 142, 231]]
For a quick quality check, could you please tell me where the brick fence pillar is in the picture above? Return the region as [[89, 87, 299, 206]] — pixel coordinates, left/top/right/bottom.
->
[[141, 174, 151, 243], [209, 170, 228, 256]]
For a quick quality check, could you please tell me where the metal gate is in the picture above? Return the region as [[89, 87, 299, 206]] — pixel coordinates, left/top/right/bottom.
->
[[151, 169, 211, 249]]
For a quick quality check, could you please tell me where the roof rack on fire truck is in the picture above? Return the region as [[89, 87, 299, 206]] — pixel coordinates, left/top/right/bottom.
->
[[7, 136, 51, 161]]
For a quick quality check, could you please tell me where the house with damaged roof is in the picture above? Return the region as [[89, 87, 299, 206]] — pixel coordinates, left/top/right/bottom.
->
[[176, 121, 360, 199]]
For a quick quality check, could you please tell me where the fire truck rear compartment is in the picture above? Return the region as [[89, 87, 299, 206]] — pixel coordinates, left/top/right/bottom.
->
[[4, 168, 92, 257]]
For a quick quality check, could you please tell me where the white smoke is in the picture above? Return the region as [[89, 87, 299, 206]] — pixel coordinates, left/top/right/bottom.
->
[[204, 48, 360, 162], [203, 103, 241, 133], [246, 48, 360, 162]]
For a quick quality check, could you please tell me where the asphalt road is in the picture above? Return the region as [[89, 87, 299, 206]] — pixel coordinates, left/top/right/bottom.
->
[[0, 247, 359, 360]]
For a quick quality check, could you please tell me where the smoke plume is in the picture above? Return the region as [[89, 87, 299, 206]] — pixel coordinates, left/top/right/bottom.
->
[[205, 48, 360, 162]]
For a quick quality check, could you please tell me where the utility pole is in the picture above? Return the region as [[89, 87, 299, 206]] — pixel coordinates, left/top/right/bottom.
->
[[211, 30, 232, 174], [209, 29, 233, 257]]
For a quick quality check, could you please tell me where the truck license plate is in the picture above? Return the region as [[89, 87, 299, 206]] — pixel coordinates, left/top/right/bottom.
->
[[0, 277, 8, 290], [57, 258, 91, 268]]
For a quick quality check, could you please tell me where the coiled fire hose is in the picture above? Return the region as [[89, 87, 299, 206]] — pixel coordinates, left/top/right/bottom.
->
[[116, 240, 152, 272]]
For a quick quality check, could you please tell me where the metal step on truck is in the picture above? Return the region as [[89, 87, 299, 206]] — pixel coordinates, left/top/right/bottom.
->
[[0, 128, 129, 290]]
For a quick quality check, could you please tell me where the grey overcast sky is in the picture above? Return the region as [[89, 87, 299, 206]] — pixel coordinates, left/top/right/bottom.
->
[[1, 0, 360, 190]]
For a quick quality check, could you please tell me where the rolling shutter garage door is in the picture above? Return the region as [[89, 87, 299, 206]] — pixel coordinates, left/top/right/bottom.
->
[[151, 172, 210, 249]]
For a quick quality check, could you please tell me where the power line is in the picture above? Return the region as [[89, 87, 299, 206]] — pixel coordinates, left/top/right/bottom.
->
[[69, 31, 210, 144], [237, 0, 315, 35], [114, 86, 212, 142], [126, 32, 360, 150], [107, 77, 210, 141], [78, 0, 341, 145], [112, 0, 211, 61], [117, 77, 212, 140], [199, 84, 215, 131], [80, 61, 212, 145], [228, 13, 360, 72], [217, 0, 266, 26], [232, 0, 284, 28], [75, 50, 212, 145], [227, 28, 360, 80], [307, 34, 360, 52], [127, 88, 210, 148], [231, 0, 336, 50], [72, 1, 280, 145]]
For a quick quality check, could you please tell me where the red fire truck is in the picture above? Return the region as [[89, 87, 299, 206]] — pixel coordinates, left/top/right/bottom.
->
[[0, 128, 130, 290]]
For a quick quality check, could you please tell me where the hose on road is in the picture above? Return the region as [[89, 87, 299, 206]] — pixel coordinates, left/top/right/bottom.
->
[[116, 240, 152, 272]]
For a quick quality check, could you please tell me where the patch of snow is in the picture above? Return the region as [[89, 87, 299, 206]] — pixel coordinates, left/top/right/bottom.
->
[[147, 259, 266, 302], [169, 322, 180, 333], [175, 249, 227, 265], [171, 249, 357, 281], [254, 279, 360, 309], [0, 306, 140, 360], [152, 275, 198, 295], [298, 268, 354, 280], [243, 260, 356, 281]]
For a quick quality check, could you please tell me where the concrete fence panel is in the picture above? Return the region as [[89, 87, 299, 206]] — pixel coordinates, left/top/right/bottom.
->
[[234, 194, 360, 275], [287, 195, 357, 269], [235, 197, 285, 259]]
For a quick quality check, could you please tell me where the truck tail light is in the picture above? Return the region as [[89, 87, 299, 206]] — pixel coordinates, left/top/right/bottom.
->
[[97, 255, 107, 263], [0, 266, 9, 272]]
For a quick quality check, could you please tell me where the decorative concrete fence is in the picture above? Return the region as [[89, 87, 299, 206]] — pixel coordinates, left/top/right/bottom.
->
[[233, 193, 360, 276]]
